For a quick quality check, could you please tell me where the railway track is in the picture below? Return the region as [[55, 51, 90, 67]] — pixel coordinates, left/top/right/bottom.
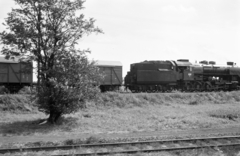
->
[[1, 135, 240, 155]]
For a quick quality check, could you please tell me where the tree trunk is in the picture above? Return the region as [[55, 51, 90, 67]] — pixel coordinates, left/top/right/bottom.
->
[[48, 110, 62, 124]]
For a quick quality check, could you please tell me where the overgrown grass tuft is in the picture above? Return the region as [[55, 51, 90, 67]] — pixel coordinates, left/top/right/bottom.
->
[[208, 109, 240, 121], [0, 86, 9, 94], [0, 94, 36, 112], [18, 86, 36, 94]]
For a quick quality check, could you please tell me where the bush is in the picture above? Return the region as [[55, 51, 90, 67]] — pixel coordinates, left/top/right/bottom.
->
[[0, 86, 9, 94], [18, 86, 36, 94]]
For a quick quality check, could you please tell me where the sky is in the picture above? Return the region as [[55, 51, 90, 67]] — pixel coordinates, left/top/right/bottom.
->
[[0, 0, 240, 77]]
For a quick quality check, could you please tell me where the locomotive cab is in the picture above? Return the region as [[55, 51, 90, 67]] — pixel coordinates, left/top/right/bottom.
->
[[174, 60, 194, 81]]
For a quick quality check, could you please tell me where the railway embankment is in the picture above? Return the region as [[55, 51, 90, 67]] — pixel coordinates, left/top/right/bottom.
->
[[1, 91, 240, 112], [94, 91, 240, 107]]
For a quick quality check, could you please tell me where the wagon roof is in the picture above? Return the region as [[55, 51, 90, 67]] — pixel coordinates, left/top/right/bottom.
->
[[95, 60, 122, 67], [0, 56, 19, 63]]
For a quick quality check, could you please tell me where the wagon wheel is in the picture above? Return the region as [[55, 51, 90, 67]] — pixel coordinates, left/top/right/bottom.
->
[[205, 83, 212, 91], [168, 86, 174, 92], [146, 86, 152, 93], [153, 85, 158, 92], [134, 86, 140, 93], [194, 82, 202, 92], [150, 86, 157, 93], [183, 83, 191, 92], [189, 83, 194, 92], [157, 85, 162, 93], [162, 86, 167, 92]]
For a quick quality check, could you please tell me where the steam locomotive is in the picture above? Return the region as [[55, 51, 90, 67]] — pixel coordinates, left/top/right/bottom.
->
[[124, 60, 240, 92]]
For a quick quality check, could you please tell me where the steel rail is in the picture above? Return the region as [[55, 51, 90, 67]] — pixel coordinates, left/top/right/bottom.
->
[[52, 143, 240, 156], [1, 135, 240, 154]]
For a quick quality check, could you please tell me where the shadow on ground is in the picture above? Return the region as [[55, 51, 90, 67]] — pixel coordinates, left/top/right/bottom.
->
[[0, 116, 79, 136]]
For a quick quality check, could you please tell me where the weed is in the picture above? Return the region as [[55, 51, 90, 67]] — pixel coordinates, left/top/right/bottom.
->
[[0, 94, 36, 112], [208, 109, 240, 121], [18, 86, 35, 94], [0, 86, 9, 94], [83, 113, 91, 118], [85, 136, 101, 144], [189, 100, 198, 105], [64, 139, 74, 145]]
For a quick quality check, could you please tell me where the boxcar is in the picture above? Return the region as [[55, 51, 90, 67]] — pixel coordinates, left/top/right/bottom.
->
[[95, 60, 122, 92], [0, 57, 33, 93]]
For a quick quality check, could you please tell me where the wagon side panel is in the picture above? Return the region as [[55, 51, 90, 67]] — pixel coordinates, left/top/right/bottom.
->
[[8, 63, 21, 83], [98, 66, 122, 85], [111, 66, 122, 85], [0, 63, 8, 83], [20, 63, 33, 83], [100, 66, 111, 85]]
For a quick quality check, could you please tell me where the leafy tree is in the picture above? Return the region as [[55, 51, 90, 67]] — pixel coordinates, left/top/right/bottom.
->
[[0, 0, 103, 123]]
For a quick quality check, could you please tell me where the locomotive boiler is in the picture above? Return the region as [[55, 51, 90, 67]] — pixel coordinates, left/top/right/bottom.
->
[[125, 60, 240, 92]]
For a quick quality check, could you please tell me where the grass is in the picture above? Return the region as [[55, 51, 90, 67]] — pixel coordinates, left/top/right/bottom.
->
[[1, 92, 240, 135], [0, 94, 37, 113], [1, 91, 240, 151], [94, 91, 240, 107], [208, 109, 240, 121]]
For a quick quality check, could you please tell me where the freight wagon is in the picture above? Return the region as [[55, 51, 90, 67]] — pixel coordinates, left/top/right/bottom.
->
[[0, 57, 33, 93], [95, 60, 122, 92]]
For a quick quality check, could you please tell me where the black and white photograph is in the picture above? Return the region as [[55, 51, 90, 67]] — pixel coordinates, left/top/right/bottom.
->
[[0, 0, 240, 155]]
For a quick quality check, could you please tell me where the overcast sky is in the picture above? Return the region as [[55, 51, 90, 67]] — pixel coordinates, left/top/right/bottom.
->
[[0, 0, 240, 76]]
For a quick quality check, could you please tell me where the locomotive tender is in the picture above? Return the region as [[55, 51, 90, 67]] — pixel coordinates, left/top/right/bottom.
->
[[124, 60, 240, 92]]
